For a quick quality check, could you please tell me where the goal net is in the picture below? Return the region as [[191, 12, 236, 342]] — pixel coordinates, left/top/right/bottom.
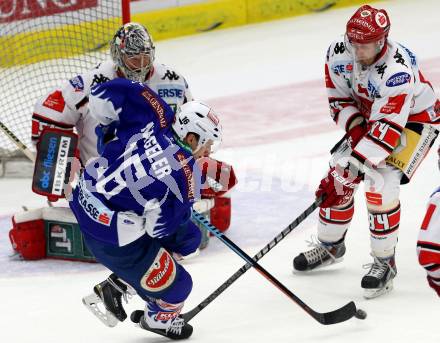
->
[[0, 0, 127, 163]]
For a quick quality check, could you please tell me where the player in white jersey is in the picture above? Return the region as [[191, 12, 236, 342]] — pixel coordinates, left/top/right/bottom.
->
[[9, 23, 236, 263], [292, 5, 440, 299], [417, 147, 440, 297], [31, 22, 192, 164]]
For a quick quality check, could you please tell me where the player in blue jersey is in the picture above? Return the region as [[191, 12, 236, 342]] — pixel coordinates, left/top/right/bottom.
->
[[69, 78, 222, 339]]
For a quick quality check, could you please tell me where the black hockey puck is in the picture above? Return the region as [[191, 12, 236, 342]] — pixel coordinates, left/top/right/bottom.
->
[[355, 309, 367, 320]]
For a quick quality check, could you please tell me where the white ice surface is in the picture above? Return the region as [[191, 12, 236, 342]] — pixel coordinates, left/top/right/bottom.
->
[[1, 0, 440, 342]]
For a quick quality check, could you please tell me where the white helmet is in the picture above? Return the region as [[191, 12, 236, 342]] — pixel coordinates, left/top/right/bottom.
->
[[172, 101, 222, 152]]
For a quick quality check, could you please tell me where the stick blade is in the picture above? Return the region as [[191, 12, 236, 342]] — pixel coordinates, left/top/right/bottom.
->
[[318, 301, 357, 325]]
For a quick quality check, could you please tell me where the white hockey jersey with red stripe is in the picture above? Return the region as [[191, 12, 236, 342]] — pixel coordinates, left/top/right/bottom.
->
[[32, 60, 193, 164], [325, 36, 439, 167]]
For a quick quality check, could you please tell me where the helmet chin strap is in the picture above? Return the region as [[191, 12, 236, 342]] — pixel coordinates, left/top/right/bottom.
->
[[375, 38, 386, 54], [172, 132, 193, 154]]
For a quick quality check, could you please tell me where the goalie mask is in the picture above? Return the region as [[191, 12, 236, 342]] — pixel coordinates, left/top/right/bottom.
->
[[110, 22, 155, 82], [172, 101, 222, 154]]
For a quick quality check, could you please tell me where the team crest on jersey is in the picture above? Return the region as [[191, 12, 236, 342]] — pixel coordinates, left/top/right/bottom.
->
[[69, 75, 84, 92], [386, 72, 411, 87], [140, 248, 177, 292]]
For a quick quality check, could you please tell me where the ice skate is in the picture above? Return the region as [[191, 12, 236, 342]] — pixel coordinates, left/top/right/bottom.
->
[[293, 237, 346, 271], [362, 254, 397, 299]]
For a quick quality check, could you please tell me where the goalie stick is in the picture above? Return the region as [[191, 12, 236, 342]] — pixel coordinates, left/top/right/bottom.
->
[[0, 120, 35, 162], [131, 199, 364, 326]]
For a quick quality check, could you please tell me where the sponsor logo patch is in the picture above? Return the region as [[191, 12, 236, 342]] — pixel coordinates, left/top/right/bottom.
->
[[157, 86, 184, 99], [332, 61, 353, 75], [176, 153, 195, 201], [380, 94, 407, 114], [155, 311, 180, 322], [39, 136, 58, 190], [141, 89, 167, 128], [78, 180, 113, 227], [368, 80, 380, 98], [69, 75, 84, 92], [140, 248, 176, 292], [43, 90, 66, 112], [51, 136, 71, 196], [386, 72, 411, 87], [375, 12, 388, 28]]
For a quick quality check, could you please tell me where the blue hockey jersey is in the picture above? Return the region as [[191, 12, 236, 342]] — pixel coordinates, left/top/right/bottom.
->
[[70, 78, 201, 246]]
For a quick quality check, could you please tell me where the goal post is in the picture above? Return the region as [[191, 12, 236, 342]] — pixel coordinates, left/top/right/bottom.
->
[[0, 0, 131, 166]]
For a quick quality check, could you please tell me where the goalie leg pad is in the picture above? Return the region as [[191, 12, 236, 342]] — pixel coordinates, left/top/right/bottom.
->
[[9, 209, 46, 260]]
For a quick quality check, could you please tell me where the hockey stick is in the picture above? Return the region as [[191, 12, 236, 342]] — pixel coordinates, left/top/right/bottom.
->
[[130, 200, 324, 326], [184, 202, 360, 325], [0, 120, 35, 162], [180, 200, 321, 323]]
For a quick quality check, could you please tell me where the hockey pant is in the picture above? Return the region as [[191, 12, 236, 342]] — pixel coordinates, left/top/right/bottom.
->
[[82, 219, 201, 304], [318, 165, 402, 258], [418, 189, 440, 296]]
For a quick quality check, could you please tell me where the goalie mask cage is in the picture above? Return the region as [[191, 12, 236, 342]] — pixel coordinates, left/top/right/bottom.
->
[[0, 0, 130, 160]]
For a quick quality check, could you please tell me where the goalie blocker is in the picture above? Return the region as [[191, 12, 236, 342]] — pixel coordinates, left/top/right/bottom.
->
[[9, 127, 92, 262], [32, 127, 80, 202]]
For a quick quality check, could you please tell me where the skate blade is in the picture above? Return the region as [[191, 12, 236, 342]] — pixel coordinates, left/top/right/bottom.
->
[[363, 279, 394, 299], [82, 293, 119, 328], [292, 257, 344, 274]]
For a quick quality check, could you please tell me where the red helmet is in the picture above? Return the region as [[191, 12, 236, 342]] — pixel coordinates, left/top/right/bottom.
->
[[346, 5, 390, 44]]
